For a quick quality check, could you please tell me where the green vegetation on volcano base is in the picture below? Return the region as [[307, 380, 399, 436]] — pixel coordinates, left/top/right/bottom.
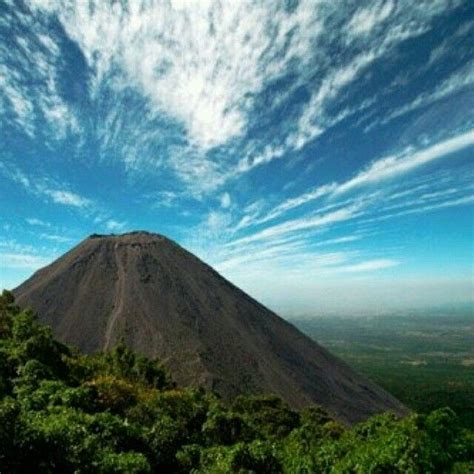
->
[[294, 309, 474, 430], [1, 291, 473, 473]]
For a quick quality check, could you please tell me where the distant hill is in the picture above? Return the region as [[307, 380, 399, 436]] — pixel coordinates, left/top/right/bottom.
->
[[14, 231, 406, 424]]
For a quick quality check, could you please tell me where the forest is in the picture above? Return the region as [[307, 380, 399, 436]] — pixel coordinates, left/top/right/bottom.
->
[[295, 310, 474, 430], [1, 290, 473, 473]]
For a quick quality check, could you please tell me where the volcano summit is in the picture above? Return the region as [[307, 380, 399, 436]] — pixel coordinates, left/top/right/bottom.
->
[[14, 231, 406, 424]]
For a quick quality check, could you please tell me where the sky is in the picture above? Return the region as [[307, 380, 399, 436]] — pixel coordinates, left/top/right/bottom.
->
[[0, 0, 473, 316]]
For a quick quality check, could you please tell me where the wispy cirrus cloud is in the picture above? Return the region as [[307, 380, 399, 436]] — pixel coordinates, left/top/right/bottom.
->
[[313, 235, 362, 247], [364, 61, 474, 132], [194, 130, 473, 288], [1, 0, 464, 194], [39, 233, 74, 244], [28, 0, 322, 154], [0, 252, 52, 269], [0, 2, 79, 140], [224, 205, 361, 247], [0, 162, 92, 209], [337, 259, 399, 273], [42, 189, 91, 207], [26, 217, 50, 227], [237, 0, 465, 175], [105, 219, 127, 232], [240, 184, 337, 229], [240, 129, 474, 228], [334, 129, 474, 195], [346, 0, 395, 37], [286, 51, 378, 151], [0, 238, 56, 270], [362, 193, 474, 224]]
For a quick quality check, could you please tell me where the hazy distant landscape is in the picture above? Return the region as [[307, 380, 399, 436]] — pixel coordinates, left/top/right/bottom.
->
[[294, 307, 474, 428]]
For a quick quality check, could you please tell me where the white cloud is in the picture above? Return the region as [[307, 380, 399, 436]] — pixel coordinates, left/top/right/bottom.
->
[[427, 20, 474, 67], [216, 243, 305, 273], [228, 205, 360, 247], [271, 0, 461, 160], [155, 191, 179, 208], [256, 184, 337, 225], [335, 129, 474, 195], [368, 61, 474, 131], [0, 4, 78, 140], [30, 0, 321, 151], [0, 163, 30, 188], [347, 0, 394, 36], [211, 246, 400, 314], [237, 145, 286, 174], [39, 233, 73, 244], [0, 163, 92, 209], [0, 252, 52, 269], [105, 219, 127, 232], [0, 75, 35, 137], [336, 259, 399, 273], [314, 235, 362, 247], [0, 239, 37, 254], [44, 189, 91, 207], [26, 217, 50, 227], [220, 192, 231, 209], [364, 194, 474, 224], [288, 51, 377, 151], [205, 210, 232, 239]]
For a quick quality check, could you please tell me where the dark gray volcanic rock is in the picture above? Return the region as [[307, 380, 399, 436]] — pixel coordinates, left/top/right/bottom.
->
[[14, 231, 407, 424]]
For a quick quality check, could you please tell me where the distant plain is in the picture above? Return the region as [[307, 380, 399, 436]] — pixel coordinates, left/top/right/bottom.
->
[[294, 307, 474, 428]]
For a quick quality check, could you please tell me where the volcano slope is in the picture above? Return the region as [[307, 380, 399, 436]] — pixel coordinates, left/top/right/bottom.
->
[[14, 231, 407, 424]]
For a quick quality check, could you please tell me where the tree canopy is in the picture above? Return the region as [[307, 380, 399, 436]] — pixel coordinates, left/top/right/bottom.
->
[[0, 290, 472, 473]]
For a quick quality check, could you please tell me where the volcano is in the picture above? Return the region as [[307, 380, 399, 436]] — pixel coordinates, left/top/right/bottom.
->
[[14, 231, 406, 423]]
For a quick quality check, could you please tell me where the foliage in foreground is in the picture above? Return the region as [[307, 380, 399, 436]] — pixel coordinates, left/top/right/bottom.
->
[[0, 290, 472, 473]]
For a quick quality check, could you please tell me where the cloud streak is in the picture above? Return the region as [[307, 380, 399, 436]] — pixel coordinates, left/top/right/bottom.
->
[[334, 129, 474, 195], [43, 189, 91, 207], [0, 252, 52, 269], [227, 205, 360, 247], [0, 162, 93, 209]]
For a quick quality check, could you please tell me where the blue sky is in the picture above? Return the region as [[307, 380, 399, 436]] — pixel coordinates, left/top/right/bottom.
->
[[1, 0, 473, 315]]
